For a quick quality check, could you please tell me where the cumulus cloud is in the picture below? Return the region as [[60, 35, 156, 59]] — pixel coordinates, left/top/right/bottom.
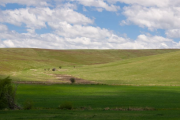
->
[[0, 7, 93, 31], [49, 21, 112, 39], [121, 5, 180, 31], [115, 0, 180, 38], [0, 0, 180, 49], [0, 0, 51, 7], [0, 24, 8, 31], [135, 34, 176, 49], [166, 29, 180, 38], [72, 0, 120, 12], [0, 27, 179, 49], [107, 0, 180, 7]]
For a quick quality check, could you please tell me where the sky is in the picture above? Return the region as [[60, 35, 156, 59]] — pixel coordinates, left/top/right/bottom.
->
[[0, 0, 180, 49]]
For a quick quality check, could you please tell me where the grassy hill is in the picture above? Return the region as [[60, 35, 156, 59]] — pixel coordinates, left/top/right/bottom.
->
[[61, 50, 180, 85], [0, 48, 180, 85]]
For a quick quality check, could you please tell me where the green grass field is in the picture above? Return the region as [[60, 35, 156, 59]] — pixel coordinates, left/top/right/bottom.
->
[[2, 109, 180, 120], [1, 48, 180, 119], [1, 84, 180, 120]]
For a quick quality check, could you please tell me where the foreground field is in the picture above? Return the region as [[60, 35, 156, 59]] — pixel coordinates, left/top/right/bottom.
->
[[1, 109, 180, 120], [16, 84, 180, 109], [1, 84, 180, 119]]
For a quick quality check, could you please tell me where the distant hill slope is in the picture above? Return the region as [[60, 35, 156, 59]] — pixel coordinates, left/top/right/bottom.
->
[[0, 48, 178, 72], [61, 50, 180, 85], [1, 48, 180, 85]]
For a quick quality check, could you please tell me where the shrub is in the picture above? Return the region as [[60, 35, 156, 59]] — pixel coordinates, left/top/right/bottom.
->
[[23, 100, 33, 110], [58, 102, 73, 110], [70, 78, 75, 83], [0, 76, 20, 110], [52, 68, 56, 71]]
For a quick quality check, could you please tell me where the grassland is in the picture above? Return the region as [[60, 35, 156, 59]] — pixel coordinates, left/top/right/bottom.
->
[[3, 109, 180, 120], [1, 48, 180, 119], [1, 84, 180, 119], [0, 48, 180, 85], [15, 84, 180, 109], [0, 84, 180, 120], [61, 50, 180, 85]]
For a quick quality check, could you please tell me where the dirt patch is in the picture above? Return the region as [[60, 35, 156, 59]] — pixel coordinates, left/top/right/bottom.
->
[[30, 69, 37, 71], [14, 74, 96, 85], [54, 74, 96, 84]]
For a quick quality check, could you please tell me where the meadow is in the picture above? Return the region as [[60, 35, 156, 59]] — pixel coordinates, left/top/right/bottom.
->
[[1, 48, 180, 119], [2, 84, 180, 120]]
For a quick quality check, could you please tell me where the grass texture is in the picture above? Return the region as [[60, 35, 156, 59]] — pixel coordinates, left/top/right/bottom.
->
[[1, 84, 180, 120]]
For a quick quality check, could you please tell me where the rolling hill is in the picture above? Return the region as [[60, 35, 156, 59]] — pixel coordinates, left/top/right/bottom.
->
[[0, 48, 180, 85], [61, 50, 180, 85]]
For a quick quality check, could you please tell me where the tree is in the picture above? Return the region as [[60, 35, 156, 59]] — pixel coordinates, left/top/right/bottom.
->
[[0, 76, 20, 110], [70, 78, 75, 84]]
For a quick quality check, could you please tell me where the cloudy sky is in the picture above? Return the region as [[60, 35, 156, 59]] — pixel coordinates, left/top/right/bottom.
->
[[0, 0, 180, 49]]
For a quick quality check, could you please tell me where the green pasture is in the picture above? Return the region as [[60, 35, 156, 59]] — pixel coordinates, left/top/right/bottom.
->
[[1, 84, 180, 119], [1, 48, 180, 86], [60, 50, 180, 85], [1, 109, 180, 120], [0, 48, 178, 75], [15, 84, 180, 109]]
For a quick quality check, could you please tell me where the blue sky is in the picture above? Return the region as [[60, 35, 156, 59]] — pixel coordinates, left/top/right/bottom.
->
[[0, 0, 180, 49]]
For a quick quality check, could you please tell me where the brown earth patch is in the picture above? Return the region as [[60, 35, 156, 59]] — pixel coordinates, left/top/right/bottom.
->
[[13, 74, 96, 85], [54, 74, 96, 84]]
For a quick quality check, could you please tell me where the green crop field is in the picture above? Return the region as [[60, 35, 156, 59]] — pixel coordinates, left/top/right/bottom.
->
[[1, 48, 180, 119], [1, 84, 180, 120]]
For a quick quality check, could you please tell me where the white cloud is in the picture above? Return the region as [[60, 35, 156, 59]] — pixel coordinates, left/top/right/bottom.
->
[[0, 28, 179, 49], [166, 29, 180, 38], [0, 7, 93, 31], [135, 34, 177, 49], [114, 0, 180, 38], [108, 34, 128, 43], [0, 24, 8, 31], [73, 0, 120, 12], [1, 0, 180, 49], [107, 0, 180, 7], [121, 5, 180, 31], [0, 0, 51, 7], [3, 40, 16, 47], [49, 21, 112, 39]]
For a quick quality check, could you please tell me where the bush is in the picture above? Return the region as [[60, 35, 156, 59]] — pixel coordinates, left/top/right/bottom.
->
[[23, 100, 33, 110], [0, 76, 20, 110], [58, 102, 73, 110], [70, 78, 75, 83]]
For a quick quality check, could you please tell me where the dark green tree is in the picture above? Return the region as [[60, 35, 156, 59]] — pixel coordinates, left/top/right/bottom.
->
[[0, 76, 20, 110]]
